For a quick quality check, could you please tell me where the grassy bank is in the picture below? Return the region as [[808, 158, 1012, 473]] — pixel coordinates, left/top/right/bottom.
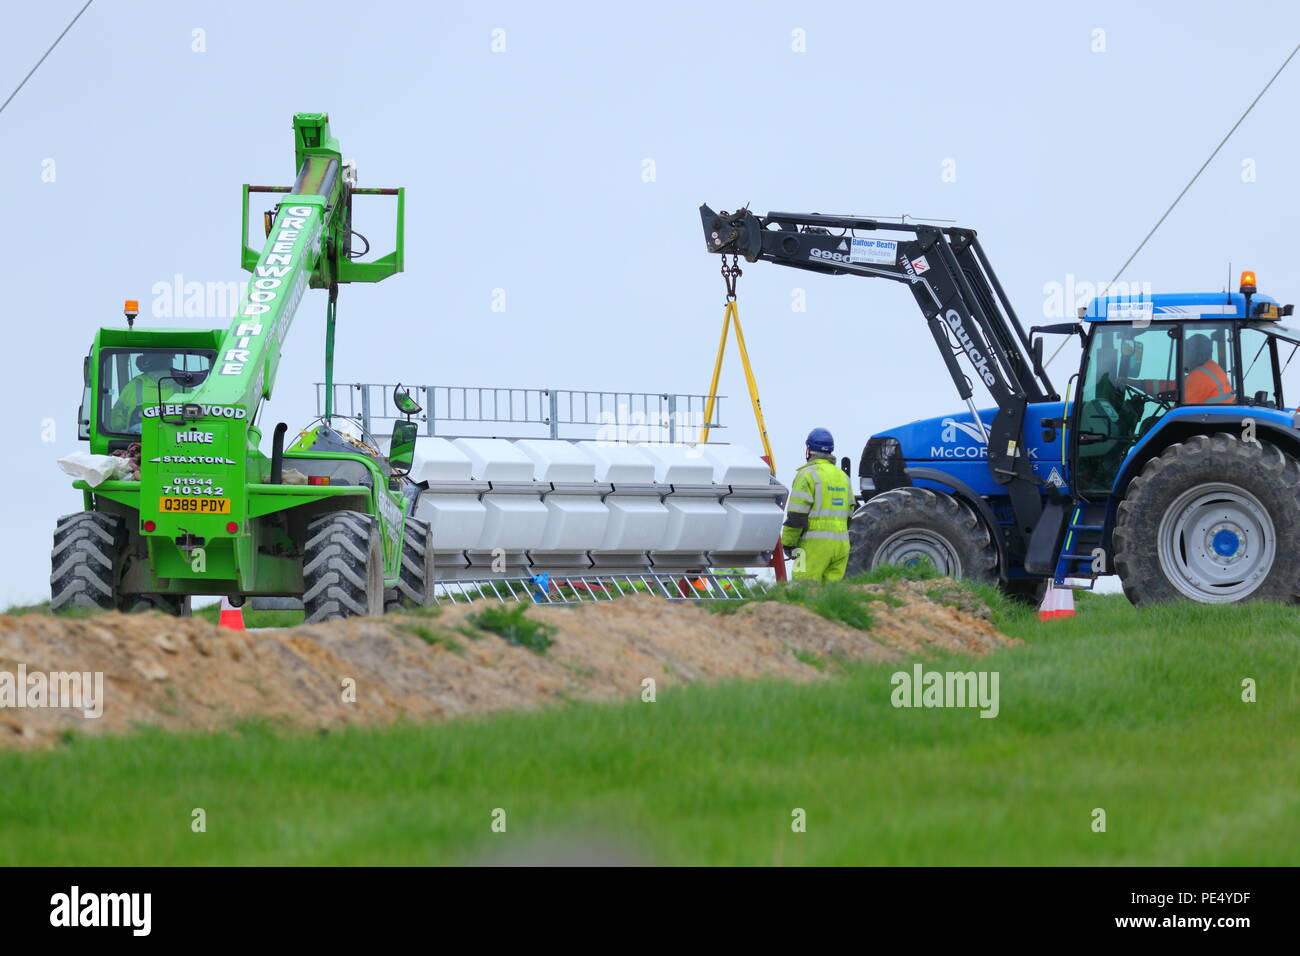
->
[[1, 580, 1296, 865]]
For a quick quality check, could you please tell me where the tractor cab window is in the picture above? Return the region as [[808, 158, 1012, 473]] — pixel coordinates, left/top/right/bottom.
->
[[1180, 322, 1237, 406], [1075, 324, 1178, 494], [1238, 326, 1281, 407], [100, 348, 214, 436], [1276, 332, 1300, 409]]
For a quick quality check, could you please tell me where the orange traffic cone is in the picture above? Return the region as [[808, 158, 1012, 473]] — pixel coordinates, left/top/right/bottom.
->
[[1037, 584, 1076, 621], [218, 596, 245, 630]]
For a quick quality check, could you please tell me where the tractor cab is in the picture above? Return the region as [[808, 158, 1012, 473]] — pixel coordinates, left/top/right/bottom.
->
[[1072, 283, 1298, 495]]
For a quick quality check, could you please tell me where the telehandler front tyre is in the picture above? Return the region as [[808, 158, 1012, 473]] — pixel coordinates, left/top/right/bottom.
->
[[846, 487, 997, 582], [384, 517, 432, 613], [50, 511, 123, 613], [1113, 434, 1300, 605], [303, 511, 385, 622]]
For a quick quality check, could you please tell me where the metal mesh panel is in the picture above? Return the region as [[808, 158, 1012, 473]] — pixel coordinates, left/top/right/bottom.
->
[[431, 572, 769, 606]]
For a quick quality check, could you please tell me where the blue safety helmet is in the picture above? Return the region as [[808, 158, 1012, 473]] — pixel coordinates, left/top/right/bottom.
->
[[806, 427, 834, 453]]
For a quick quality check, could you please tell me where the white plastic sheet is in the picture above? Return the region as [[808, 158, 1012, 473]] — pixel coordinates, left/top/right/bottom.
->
[[56, 452, 134, 487]]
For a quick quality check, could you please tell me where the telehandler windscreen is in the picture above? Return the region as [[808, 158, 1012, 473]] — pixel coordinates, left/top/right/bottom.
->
[[100, 348, 214, 435]]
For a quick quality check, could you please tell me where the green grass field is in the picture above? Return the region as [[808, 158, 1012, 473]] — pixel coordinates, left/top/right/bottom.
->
[[2, 582, 1297, 865]]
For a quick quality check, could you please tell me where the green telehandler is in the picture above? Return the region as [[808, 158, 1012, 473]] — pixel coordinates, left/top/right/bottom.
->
[[53, 112, 427, 622]]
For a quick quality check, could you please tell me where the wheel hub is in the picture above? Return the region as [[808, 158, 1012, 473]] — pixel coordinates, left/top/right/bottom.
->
[[874, 529, 961, 576], [1209, 525, 1243, 561], [1157, 483, 1276, 602]]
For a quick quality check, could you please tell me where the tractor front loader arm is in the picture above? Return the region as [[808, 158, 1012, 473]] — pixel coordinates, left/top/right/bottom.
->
[[699, 203, 1052, 550]]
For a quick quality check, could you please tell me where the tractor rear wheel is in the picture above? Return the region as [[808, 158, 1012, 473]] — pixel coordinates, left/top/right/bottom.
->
[[51, 512, 123, 613], [384, 517, 432, 612], [1113, 434, 1300, 605], [846, 487, 997, 582], [303, 511, 385, 622]]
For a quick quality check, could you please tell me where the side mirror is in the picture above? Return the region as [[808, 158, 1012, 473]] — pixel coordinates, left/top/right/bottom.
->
[[388, 419, 418, 476], [393, 383, 422, 417], [79, 355, 91, 441]]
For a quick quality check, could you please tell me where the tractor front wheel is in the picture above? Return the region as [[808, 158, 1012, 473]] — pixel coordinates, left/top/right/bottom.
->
[[846, 487, 997, 582], [1113, 434, 1300, 605]]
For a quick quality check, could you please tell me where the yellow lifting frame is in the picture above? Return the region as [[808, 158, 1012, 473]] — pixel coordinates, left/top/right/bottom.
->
[[699, 298, 776, 474], [699, 260, 787, 581]]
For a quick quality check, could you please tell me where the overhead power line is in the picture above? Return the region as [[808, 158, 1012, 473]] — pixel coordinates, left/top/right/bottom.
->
[[0, 1, 95, 118], [1047, 38, 1300, 369], [1107, 39, 1300, 289]]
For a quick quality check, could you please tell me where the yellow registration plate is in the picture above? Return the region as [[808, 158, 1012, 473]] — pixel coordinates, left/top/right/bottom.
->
[[158, 496, 231, 514]]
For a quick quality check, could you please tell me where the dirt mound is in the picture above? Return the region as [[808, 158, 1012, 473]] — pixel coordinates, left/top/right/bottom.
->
[[0, 578, 1018, 748]]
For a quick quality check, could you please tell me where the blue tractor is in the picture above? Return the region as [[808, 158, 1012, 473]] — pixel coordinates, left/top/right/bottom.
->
[[702, 206, 1300, 605]]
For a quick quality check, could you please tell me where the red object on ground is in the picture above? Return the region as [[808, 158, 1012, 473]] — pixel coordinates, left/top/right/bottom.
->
[[562, 580, 607, 594], [762, 455, 788, 582], [218, 596, 245, 631], [1038, 584, 1076, 621]]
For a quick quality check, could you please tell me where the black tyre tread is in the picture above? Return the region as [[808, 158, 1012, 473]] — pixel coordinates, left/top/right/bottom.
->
[[50, 512, 123, 612], [392, 518, 431, 609], [123, 593, 193, 616], [846, 487, 997, 581], [303, 511, 382, 622], [1113, 434, 1300, 605]]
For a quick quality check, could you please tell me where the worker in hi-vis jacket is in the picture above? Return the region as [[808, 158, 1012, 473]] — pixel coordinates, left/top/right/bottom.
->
[[111, 352, 179, 434], [781, 428, 854, 581]]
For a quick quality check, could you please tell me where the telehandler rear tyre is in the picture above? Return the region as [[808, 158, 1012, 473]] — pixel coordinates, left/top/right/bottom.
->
[[846, 487, 997, 582], [1113, 434, 1300, 605], [303, 511, 385, 622]]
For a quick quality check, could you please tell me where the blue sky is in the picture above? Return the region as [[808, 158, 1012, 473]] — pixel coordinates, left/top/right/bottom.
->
[[3, 1, 1299, 604]]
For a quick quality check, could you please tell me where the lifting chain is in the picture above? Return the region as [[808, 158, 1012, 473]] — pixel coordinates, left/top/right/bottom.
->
[[720, 253, 742, 300]]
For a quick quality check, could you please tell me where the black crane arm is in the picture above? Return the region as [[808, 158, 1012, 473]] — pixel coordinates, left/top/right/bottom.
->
[[700, 204, 1051, 545]]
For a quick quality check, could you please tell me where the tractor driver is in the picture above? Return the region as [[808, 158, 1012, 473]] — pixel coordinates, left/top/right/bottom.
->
[[110, 352, 180, 433], [1183, 334, 1236, 405]]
